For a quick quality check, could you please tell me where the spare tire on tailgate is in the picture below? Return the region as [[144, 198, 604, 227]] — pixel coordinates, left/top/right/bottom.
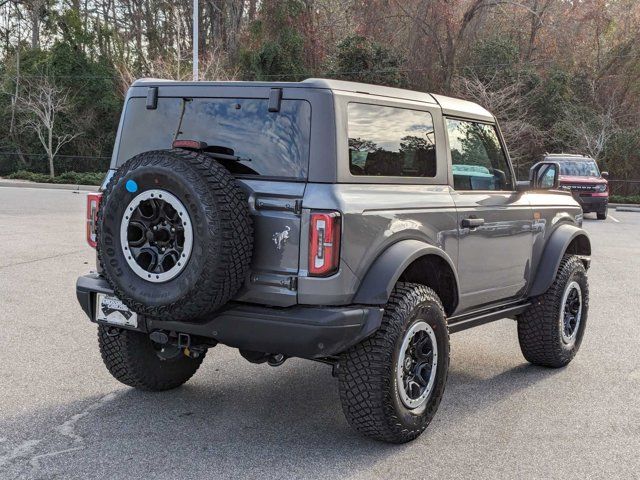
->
[[97, 149, 253, 321]]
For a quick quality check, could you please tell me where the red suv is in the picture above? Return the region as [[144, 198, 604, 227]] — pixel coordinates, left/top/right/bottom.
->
[[544, 154, 609, 220]]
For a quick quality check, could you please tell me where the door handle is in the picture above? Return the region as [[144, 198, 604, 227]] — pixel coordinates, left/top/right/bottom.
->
[[461, 217, 485, 228]]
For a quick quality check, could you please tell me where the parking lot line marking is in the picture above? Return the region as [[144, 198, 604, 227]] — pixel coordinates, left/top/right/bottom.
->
[[609, 215, 620, 223]]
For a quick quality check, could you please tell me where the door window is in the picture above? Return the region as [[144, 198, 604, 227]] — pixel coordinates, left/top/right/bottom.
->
[[447, 119, 513, 191]]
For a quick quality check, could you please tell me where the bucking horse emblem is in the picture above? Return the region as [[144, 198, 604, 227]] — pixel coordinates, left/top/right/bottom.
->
[[272, 226, 291, 251]]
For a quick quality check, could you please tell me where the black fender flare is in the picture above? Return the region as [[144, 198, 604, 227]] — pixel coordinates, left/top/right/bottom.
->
[[352, 239, 460, 306], [529, 224, 591, 297]]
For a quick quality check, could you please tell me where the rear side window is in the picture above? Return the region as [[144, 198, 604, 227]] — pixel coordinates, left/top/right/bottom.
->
[[117, 97, 311, 179], [348, 103, 437, 177], [447, 119, 514, 191]]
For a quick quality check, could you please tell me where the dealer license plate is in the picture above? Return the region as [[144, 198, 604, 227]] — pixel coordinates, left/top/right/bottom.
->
[[95, 293, 138, 328]]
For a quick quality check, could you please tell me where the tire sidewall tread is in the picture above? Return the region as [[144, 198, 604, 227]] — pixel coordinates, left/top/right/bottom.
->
[[518, 255, 589, 368], [97, 325, 205, 391], [338, 282, 450, 444]]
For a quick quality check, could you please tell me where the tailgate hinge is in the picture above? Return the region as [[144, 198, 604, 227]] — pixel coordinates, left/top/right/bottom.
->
[[255, 197, 302, 215], [251, 273, 298, 291]]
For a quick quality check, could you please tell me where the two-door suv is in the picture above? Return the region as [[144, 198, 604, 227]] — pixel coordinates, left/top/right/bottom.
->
[[540, 153, 609, 220], [77, 79, 591, 443]]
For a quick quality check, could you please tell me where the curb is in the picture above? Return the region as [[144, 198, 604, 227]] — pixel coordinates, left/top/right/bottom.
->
[[615, 205, 640, 213], [609, 203, 640, 208], [0, 180, 99, 192]]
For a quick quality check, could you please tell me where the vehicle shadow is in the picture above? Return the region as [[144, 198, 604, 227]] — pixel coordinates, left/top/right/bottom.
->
[[1, 343, 563, 480]]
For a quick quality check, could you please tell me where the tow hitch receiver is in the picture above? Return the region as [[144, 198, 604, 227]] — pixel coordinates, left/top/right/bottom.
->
[[149, 330, 213, 359]]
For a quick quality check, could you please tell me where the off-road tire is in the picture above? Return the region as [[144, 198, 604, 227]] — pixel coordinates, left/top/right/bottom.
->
[[597, 209, 607, 220], [97, 149, 252, 321], [338, 283, 450, 444], [98, 325, 205, 391], [518, 255, 589, 367]]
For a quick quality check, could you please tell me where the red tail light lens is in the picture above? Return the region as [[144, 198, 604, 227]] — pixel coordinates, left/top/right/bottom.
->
[[309, 211, 341, 277], [86, 193, 103, 248]]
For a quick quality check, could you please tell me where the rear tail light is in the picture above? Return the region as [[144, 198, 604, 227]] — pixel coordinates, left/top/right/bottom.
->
[[86, 193, 103, 248], [309, 211, 341, 277]]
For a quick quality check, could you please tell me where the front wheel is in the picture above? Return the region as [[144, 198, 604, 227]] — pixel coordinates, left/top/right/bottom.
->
[[597, 209, 607, 220], [517, 255, 589, 367], [98, 326, 205, 391], [338, 283, 450, 443]]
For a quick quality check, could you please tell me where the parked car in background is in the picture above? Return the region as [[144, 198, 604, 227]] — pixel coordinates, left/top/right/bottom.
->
[[541, 154, 609, 220]]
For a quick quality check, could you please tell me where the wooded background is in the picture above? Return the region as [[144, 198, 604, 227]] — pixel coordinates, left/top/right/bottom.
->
[[1, 0, 639, 184]]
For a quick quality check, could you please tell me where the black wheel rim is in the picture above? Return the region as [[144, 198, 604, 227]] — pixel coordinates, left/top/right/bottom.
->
[[561, 281, 582, 344], [120, 189, 193, 282], [397, 321, 438, 409]]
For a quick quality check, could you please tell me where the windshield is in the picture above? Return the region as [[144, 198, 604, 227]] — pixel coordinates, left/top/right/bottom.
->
[[558, 160, 600, 177], [116, 97, 311, 179]]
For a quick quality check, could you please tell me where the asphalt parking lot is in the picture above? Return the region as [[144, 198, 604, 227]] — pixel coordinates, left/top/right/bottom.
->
[[1, 186, 639, 480]]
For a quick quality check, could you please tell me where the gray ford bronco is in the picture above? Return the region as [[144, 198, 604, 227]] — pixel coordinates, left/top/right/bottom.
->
[[77, 78, 591, 443]]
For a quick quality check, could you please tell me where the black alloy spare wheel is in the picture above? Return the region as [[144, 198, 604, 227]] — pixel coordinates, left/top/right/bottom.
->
[[97, 149, 253, 321], [121, 189, 193, 283]]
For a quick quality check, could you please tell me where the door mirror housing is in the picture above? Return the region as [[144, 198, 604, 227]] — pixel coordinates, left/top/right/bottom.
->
[[601, 171, 609, 179], [529, 162, 560, 190]]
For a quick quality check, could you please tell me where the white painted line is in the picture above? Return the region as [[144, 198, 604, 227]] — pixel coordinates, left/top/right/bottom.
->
[[609, 214, 620, 223]]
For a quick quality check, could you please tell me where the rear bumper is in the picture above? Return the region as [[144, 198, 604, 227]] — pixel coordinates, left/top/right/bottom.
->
[[76, 274, 384, 359], [575, 194, 608, 213]]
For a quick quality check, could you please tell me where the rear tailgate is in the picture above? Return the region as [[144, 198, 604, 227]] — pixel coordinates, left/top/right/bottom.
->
[[234, 179, 305, 306], [112, 83, 317, 307]]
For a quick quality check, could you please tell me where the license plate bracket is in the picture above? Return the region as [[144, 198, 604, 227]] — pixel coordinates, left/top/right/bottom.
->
[[95, 293, 138, 328]]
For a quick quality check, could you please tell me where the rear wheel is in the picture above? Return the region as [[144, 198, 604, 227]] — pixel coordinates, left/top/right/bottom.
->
[[98, 326, 205, 391], [338, 283, 449, 443], [597, 209, 607, 220], [517, 255, 589, 367]]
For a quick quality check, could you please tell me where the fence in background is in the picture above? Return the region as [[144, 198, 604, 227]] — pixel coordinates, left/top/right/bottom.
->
[[608, 180, 640, 197]]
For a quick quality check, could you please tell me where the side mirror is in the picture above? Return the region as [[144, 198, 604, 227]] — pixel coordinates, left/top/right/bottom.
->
[[601, 171, 609, 179], [529, 162, 560, 190]]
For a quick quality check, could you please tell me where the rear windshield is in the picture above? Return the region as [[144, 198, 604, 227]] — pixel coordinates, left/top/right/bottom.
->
[[116, 97, 312, 179], [557, 160, 600, 177]]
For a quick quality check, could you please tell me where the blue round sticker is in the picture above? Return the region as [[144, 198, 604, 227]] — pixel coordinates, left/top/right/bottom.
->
[[125, 179, 138, 193]]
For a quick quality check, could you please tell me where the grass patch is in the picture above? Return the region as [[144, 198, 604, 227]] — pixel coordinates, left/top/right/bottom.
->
[[7, 170, 104, 186], [610, 194, 640, 205]]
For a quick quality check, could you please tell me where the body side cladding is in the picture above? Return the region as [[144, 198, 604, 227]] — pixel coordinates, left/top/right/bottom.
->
[[529, 224, 591, 297], [352, 239, 460, 315]]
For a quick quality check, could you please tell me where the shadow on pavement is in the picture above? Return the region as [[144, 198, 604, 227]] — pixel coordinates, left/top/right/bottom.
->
[[0, 348, 562, 479]]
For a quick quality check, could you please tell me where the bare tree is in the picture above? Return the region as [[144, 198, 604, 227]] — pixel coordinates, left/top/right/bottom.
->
[[395, 0, 492, 90], [565, 105, 617, 163], [523, 0, 553, 61], [453, 74, 543, 177], [17, 76, 82, 177]]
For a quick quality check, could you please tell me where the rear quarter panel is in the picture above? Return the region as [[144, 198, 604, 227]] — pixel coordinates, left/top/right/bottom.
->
[[297, 184, 458, 305]]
